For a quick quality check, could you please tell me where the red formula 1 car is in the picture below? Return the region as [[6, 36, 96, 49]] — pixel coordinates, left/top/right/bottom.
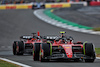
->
[[33, 31, 96, 62], [13, 32, 42, 55]]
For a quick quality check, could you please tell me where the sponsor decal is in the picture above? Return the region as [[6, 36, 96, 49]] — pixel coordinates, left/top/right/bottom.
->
[[45, 3, 71, 8], [0, 4, 32, 9], [66, 47, 70, 48], [51, 4, 63, 8]]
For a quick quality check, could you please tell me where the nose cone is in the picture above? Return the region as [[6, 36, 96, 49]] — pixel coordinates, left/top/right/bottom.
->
[[67, 53, 73, 58], [62, 45, 73, 58]]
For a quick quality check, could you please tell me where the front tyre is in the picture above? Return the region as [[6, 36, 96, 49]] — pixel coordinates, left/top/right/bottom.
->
[[33, 43, 40, 61], [83, 43, 96, 62], [40, 43, 51, 62]]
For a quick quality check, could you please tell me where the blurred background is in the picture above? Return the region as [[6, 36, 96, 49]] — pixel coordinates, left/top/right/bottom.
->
[[0, 0, 99, 4]]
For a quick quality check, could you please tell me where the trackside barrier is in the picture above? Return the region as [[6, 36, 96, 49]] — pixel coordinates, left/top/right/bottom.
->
[[0, 2, 87, 9], [0, 4, 32, 9], [44, 9, 93, 29], [90, 1, 100, 6], [0, 5, 6, 9], [45, 2, 87, 8], [45, 3, 71, 8]]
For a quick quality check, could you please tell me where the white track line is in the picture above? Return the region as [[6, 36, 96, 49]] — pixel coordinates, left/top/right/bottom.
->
[[96, 57, 100, 59], [34, 9, 100, 35], [0, 57, 31, 67]]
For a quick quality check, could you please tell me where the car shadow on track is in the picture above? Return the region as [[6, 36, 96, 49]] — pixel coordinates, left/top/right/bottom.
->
[[36, 60, 85, 63]]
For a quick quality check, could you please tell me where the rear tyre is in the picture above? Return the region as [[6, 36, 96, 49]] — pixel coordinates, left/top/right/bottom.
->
[[16, 41, 24, 55], [84, 43, 96, 62], [32, 5, 35, 9], [40, 43, 51, 62], [33, 43, 40, 61], [42, 4, 45, 9], [13, 41, 17, 55]]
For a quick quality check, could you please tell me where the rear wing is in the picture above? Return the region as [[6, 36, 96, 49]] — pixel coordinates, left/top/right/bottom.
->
[[20, 36, 32, 40], [45, 36, 60, 41]]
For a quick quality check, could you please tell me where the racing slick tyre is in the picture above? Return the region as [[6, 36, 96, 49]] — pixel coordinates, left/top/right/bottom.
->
[[40, 43, 51, 62], [13, 41, 17, 55], [33, 43, 40, 61], [84, 43, 96, 62], [16, 41, 24, 55], [42, 4, 45, 9], [32, 5, 35, 9]]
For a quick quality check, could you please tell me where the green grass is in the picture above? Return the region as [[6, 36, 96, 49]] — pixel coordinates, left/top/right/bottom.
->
[[0, 60, 20, 67], [93, 27, 100, 31]]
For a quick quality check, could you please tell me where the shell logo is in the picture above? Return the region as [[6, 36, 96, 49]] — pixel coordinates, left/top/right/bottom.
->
[[66, 47, 70, 48]]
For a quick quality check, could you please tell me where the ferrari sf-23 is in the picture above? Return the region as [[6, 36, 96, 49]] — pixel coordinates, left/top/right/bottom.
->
[[33, 31, 96, 62], [13, 32, 42, 55]]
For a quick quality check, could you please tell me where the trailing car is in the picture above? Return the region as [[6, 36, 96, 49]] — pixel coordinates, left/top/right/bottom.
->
[[32, 2, 45, 9], [33, 31, 96, 62], [13, 32, 42, 55]]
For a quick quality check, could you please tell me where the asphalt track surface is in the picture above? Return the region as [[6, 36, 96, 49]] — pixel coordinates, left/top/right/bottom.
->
[[0, 9, 100, 67]]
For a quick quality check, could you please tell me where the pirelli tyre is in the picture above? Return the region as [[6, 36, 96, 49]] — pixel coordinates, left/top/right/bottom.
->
[[32, 5, 35, 9], [13, 41, 24, 55], [33, 43, 40, 61], [42, 4, 45, 9], [40, 43, 51, 62], [13, 41, 17, 55], [83, 43, 96, 62]]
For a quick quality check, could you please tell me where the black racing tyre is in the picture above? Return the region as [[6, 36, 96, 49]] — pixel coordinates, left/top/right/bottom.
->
[[42, 4, 45, 9], [32, 5, 35, 9], [40, 43, 51, 62], [13, 41, 17, 55], [84, 43, 96, 62], [42, 43, 50, 57], [16, 41, 24, 55], [33, 43, 40, 61]]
